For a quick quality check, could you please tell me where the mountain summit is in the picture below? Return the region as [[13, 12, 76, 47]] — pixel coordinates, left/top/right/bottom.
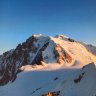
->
[[0, 34, 96, 96]]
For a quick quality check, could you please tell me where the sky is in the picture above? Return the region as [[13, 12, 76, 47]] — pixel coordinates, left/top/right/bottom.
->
[[0, 0, 96, 54]]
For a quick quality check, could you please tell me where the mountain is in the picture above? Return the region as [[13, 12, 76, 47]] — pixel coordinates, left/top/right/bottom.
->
[[0, 34, 96, 96]]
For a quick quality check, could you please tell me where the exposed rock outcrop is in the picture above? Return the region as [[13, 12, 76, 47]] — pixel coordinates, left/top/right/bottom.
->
[[42, 91, 60, 96], [54, 44, 72, 64], [31, 42, 49, 65]]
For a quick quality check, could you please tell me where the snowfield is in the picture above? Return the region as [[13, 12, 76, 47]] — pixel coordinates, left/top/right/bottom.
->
[[0, 63, 96, 96]]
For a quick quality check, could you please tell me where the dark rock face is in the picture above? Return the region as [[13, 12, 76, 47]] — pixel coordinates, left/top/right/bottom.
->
[[54, 77, 58, 81], [68, 38, 75, 42], [0, 35, 49, 85], [0, 50, 16, 85], [74, 72, 85, 83], [31, 42, 49, 65], [0, 68, 11, 86], [54, 44, 72, 64]]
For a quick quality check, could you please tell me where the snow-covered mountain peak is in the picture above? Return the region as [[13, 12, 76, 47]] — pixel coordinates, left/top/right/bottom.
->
[[32, 34, 42, 37], [0, 34, 96, 94], [32, 34, 49, 40], [0, 34, 96, 96]]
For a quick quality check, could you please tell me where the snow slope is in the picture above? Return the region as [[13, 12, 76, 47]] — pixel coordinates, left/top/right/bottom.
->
[[0, 63, 96, 96]]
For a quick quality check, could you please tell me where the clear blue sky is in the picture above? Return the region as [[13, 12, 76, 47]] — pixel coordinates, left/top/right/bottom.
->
[[0, 0, 96, 54]]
